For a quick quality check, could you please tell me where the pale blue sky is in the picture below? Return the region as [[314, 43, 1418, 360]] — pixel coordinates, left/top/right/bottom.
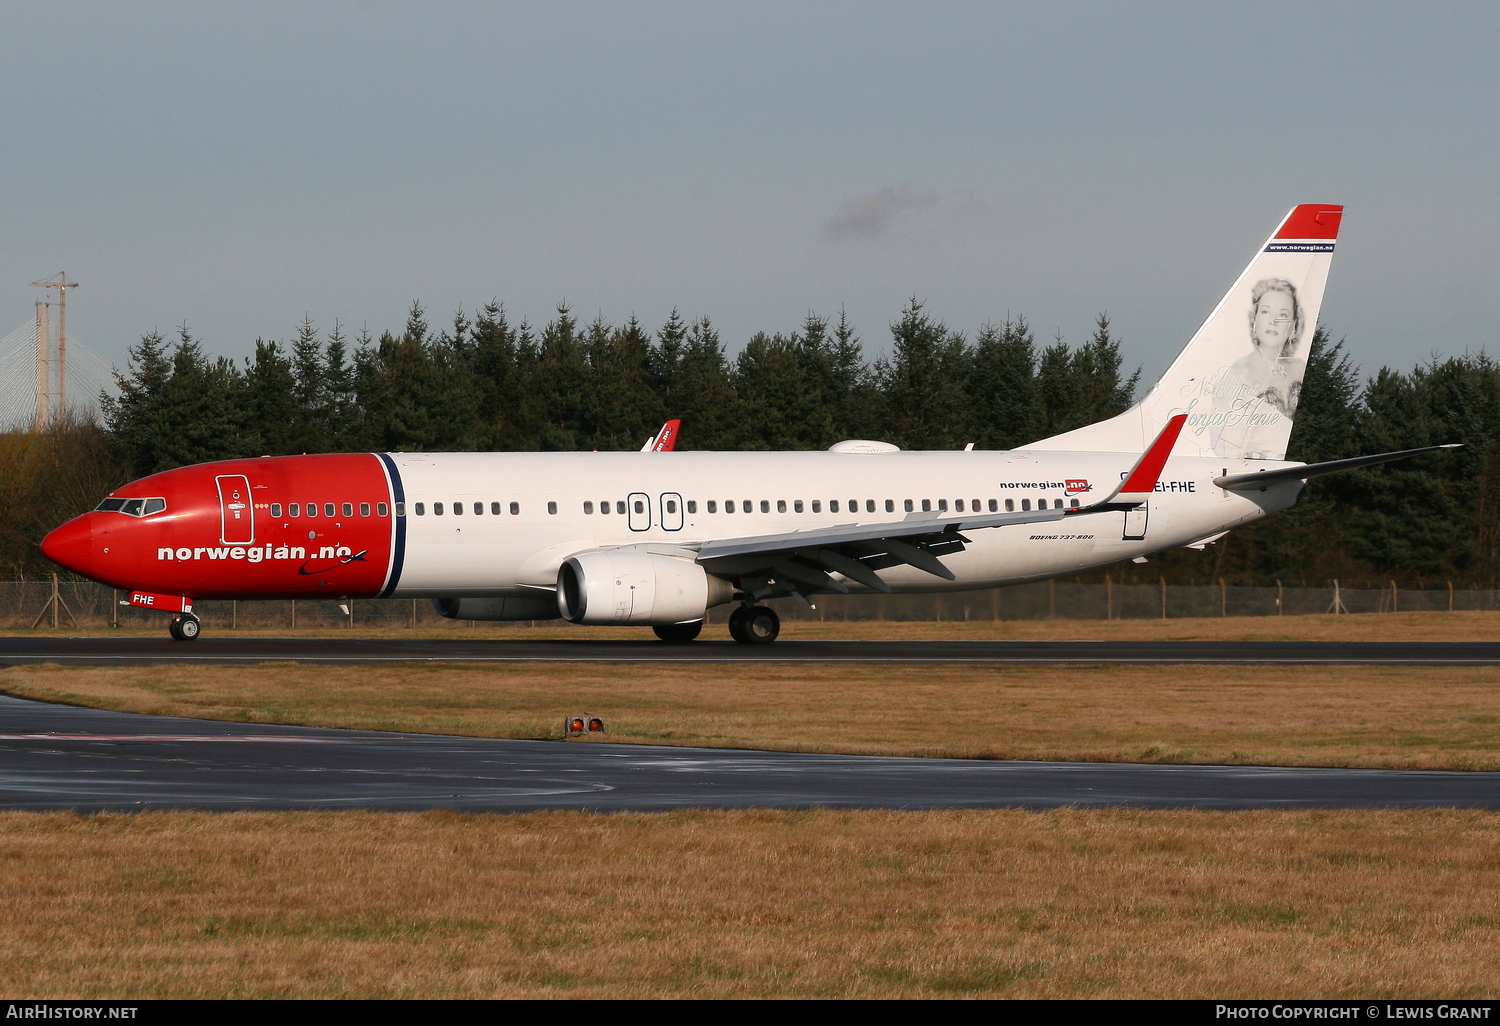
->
[[2, 1, 1496, 390]]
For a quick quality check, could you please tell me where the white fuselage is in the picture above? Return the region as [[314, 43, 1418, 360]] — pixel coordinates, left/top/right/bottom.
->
[[387, 448, 1301, 598]]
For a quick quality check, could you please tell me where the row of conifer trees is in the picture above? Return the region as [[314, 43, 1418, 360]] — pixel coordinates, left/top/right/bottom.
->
[[100, 299, 1137, 475]]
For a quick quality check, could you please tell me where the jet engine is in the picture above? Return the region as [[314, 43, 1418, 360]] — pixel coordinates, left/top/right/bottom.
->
[[431, 596, 560, 621], [557, 550, 733, 625]]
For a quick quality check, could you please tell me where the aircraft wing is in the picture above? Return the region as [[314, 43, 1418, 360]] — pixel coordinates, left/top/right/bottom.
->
[[694, 415, 1187, 599]]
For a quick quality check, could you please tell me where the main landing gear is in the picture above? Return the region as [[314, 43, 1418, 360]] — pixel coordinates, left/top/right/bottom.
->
[[168, 613, 201, 642], [652, 621, 704, 644], [728, 604, 780, 645]]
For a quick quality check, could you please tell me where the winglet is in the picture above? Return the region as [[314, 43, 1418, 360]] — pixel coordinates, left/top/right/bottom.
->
[[1106, 413, 1187, 502], [647, 419, 681, 452]]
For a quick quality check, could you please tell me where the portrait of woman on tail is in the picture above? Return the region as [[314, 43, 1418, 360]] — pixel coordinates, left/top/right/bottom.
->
[[1210, 277, 1306, 459]]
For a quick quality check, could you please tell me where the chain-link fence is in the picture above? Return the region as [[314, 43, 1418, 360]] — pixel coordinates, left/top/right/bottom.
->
[[754, 580, 1485, 622], [5, 578, 1492, 629]]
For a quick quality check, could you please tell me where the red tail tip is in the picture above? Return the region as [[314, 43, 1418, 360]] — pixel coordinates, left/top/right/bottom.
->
[[1274, 204, 1343, 240]]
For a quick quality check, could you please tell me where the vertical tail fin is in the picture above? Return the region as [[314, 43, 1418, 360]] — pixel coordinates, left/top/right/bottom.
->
[[1030, 204, 1342, 459]]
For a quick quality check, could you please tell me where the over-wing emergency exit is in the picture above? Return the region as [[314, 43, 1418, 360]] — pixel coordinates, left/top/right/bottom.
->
[[41, 204, 1457, 643]]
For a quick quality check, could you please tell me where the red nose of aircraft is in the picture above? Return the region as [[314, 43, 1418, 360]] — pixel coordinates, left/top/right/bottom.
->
[[41, 516, 92, 576]]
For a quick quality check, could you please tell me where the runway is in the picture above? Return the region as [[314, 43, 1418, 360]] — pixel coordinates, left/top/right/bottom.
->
[[4, 635, 1500, 665], [0, 693, 1496, 812]]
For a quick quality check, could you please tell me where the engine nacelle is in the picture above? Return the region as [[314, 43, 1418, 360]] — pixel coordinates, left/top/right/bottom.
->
[[557, 550, 733, 625], [431, 596, 560, 621]]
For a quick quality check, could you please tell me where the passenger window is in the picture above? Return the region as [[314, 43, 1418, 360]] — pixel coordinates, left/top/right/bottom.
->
[[289, 503, 300, 517], [830, 500, 839, 513], [452, 501, 463, 515], [634, 500, 645, 514], [306, 503, 317, 517], [759, 500, 769, 513], [810, 500, 819, 513], [708, 501, 717, 513], [144, 498, 166, 515], [342, 502, 353, 517], [938, 499, 947, 512], [491, 502, 501, 515], [905, 499, 914, 512], [614, 501, 623, 514], [922, 499, 931, 512], [666, 499, 678, 514], [324, 503, 335, 517], [1070, 498, 1080, 508], [686, 500, 697, 514], [414, 503, 425, 516], [744, 499, 752, 512], [474, 502, 483, 515], [1022, 499, 1031, 511], [988, 499, 998, 512], [271, 503, 282, 518], [599, 500, 610, 514], [972, 498, 981, 510], [776, 500, 786, 513], [584, 501, 594, 514], [435, 502, 444, 515], [1056, 499, 1064, 509], [360, 503, 370, 516], [511, 502, 521, 515], [954, 499, 964, 512], [379, 502, 390, 516], [1005, 499, 1014, 512], [725, 500, 734, 513], [548, 501, 558, 515]]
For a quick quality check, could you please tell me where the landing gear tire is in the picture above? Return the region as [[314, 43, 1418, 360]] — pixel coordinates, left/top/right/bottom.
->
[[728, 605, 779, 645], [169, 614, 200, 642], [727, 607, 750, 644], [653, 621, 703, 644]]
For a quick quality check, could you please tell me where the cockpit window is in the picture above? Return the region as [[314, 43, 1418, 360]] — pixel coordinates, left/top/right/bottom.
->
[[95, 496, 167, 517]]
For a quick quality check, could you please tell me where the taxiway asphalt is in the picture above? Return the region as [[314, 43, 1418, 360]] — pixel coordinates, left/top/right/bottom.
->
[[3, 635, 1500, 665], [0, 693, 1496, 812]]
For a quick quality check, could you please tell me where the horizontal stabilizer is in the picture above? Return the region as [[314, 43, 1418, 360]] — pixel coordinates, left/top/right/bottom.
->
[[1214, 444, 1461, 490]]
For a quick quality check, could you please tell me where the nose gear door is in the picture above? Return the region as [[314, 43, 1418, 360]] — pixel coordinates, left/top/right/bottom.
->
[[216, 475, 254, 544]]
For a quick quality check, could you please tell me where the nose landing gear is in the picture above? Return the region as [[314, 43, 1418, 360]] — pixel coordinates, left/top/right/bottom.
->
[[168, 614, 201, 642], [728, 604, 780, 645]]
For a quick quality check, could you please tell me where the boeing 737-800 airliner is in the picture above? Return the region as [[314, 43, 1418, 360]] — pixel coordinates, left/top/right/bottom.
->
[[40, 204, 1453, 643]]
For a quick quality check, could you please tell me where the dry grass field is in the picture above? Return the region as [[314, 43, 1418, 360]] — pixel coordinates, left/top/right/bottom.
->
[[4, 660, 1499, 770], [4, 612, 1498, 999], [18, 608, 1500, 642], [1, 808, 1496, 999]]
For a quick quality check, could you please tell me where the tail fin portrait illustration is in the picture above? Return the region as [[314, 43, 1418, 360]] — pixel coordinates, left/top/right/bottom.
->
[[1032, 204, 1342, 459]]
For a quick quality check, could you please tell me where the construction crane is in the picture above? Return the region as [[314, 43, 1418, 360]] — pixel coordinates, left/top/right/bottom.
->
[[29, 272, 77, 430]]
